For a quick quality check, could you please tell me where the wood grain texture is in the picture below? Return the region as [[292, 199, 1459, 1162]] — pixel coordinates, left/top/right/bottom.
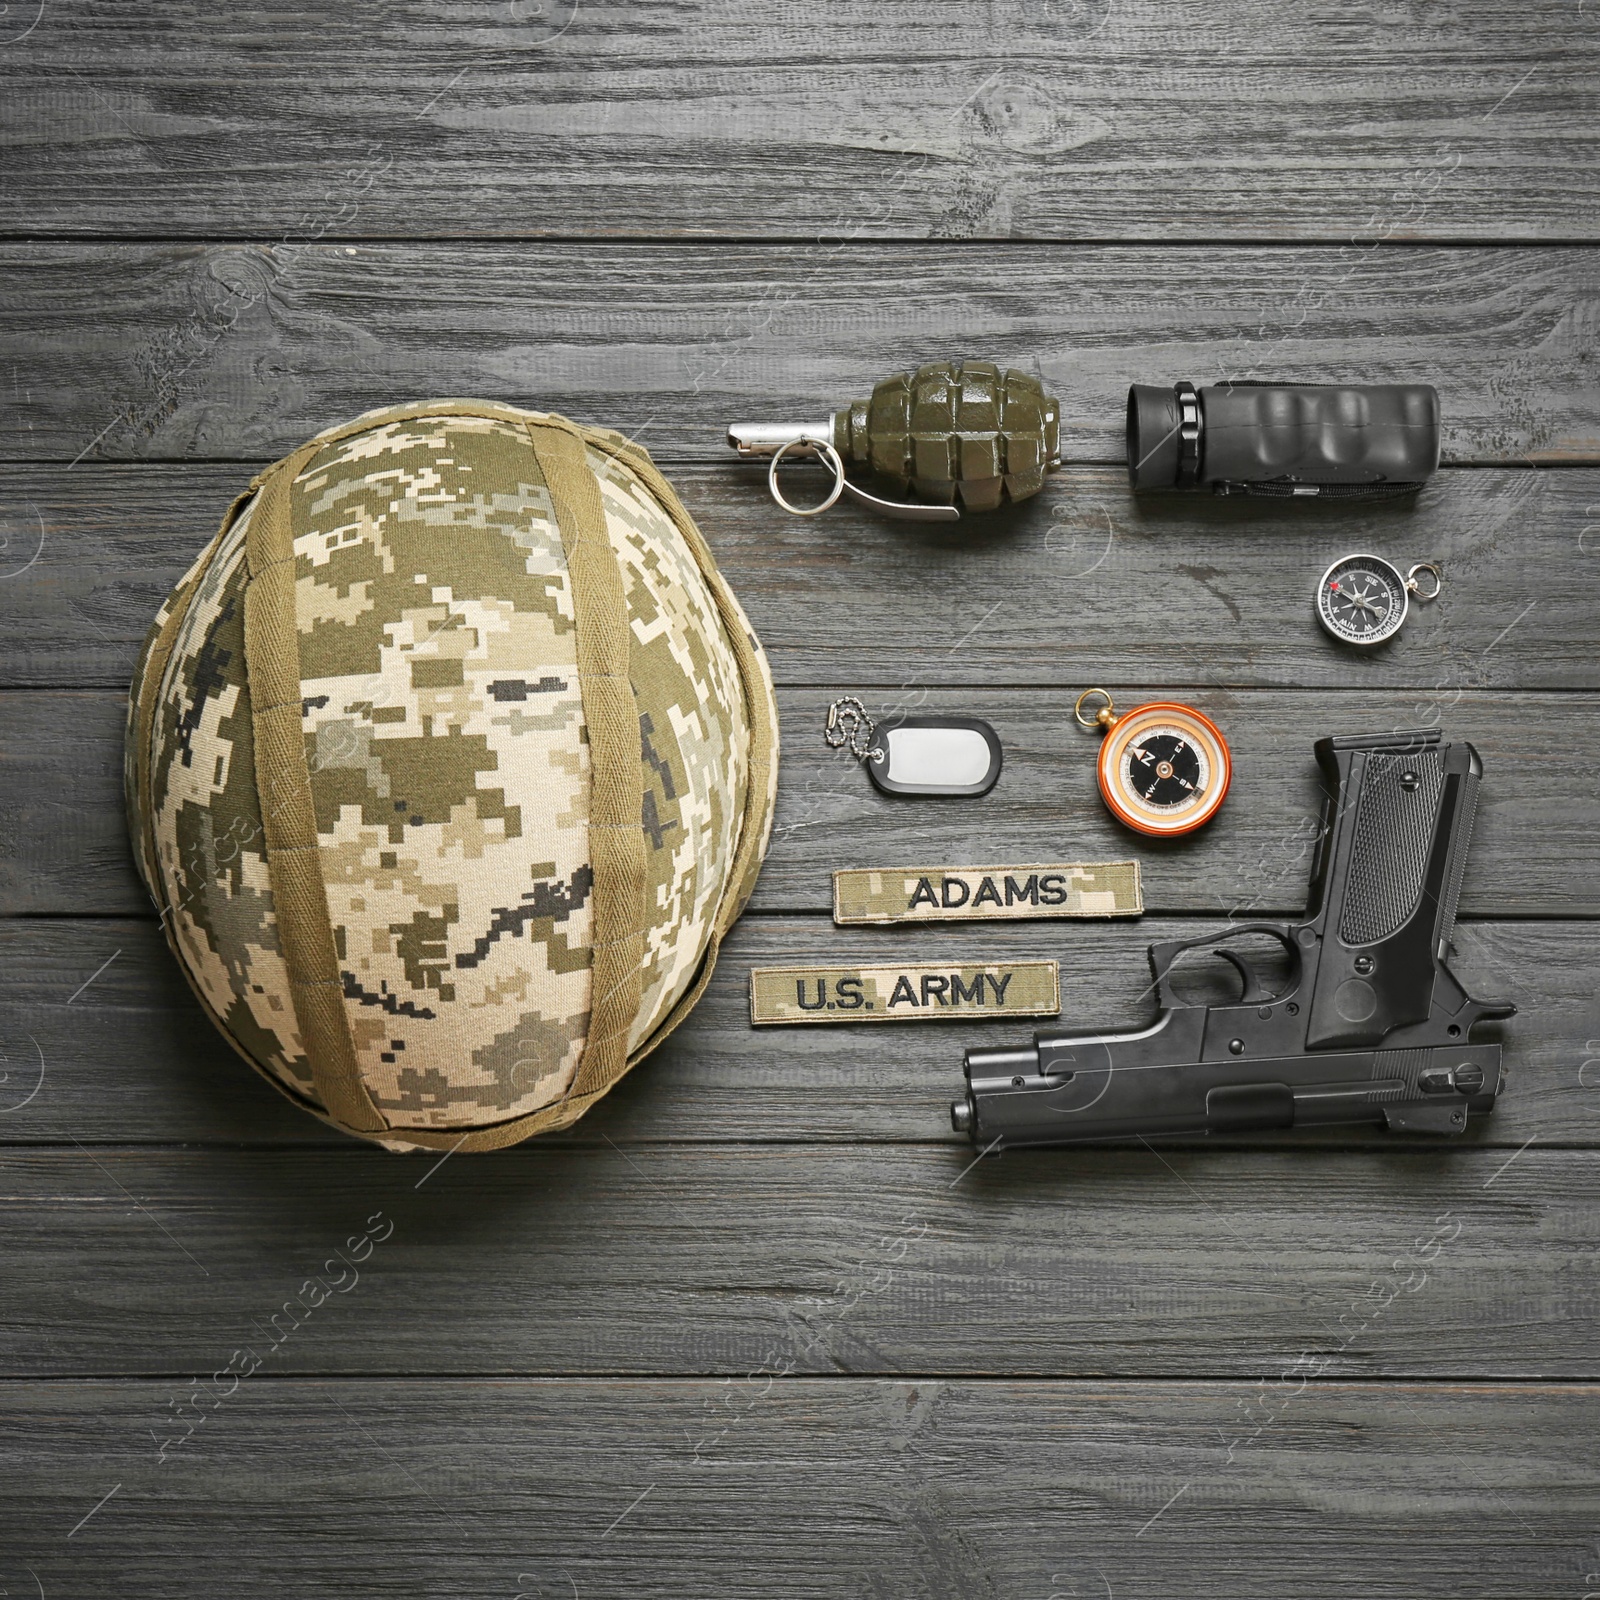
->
[[1, 245, 1597, 465], [0, 1138, 1589, 1377], [2, 1379, 1595, 1598], [0, 916, 1581, 1149], [2, 1, 1597, 241], [4, 463, 1598, 692], [4, 0, 1598, 1588], [7, 686, 1593, 916]]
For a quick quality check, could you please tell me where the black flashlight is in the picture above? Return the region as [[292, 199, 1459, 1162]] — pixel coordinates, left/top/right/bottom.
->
[[1126, 381, 1440, 498]]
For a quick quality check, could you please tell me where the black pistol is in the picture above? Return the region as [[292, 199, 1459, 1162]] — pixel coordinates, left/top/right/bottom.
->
[[952, 731, 1515, 1148]]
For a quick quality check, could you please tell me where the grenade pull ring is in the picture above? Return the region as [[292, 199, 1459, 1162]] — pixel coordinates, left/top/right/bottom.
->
[[768, 436, 847, 518], [747, 430, 960, 523], [729, 359, 1060, 525]]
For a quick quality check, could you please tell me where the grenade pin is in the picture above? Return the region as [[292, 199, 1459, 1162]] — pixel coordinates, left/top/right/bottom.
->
[[727, 360, 1061, 524]]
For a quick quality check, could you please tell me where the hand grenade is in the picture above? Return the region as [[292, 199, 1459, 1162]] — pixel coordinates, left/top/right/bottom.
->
[[729, 360, 1061, 522]]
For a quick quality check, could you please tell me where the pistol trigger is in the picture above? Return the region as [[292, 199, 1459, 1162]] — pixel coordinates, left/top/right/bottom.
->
[[1218, 948, 1270, 1005]]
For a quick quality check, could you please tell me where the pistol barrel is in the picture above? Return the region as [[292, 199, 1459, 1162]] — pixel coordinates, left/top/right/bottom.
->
[[954, 1041, 1505, 1148]]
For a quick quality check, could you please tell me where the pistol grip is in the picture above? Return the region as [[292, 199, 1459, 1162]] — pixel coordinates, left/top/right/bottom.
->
[[1306, 734, 1500, 1049]]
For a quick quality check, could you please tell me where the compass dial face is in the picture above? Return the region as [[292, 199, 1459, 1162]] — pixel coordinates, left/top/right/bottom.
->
[[1317, 554, 1408, 646], [1097, 703, 1231, 836]]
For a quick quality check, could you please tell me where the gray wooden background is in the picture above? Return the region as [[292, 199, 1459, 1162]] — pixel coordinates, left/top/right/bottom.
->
[[3, 2, 1599, 1596]]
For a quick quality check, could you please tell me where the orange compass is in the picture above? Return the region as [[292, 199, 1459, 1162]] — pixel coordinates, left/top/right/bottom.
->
[[1074, 689, 1231, 837]]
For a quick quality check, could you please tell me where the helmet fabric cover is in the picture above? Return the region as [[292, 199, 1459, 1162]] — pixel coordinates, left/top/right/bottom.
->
[[126, 400, 778, 1150]]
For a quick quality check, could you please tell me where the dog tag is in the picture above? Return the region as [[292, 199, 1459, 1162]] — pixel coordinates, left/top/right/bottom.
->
[[826, 699, 1003, 798], [867, 715, 1003, 796]]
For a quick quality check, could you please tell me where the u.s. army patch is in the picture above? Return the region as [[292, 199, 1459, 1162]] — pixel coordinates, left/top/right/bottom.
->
[[832, 863, 1141, 925], [749, 961, 1060, 1025]]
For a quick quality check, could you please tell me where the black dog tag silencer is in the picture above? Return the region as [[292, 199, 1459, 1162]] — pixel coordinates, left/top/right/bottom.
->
[[826, 698, 1003, 797]]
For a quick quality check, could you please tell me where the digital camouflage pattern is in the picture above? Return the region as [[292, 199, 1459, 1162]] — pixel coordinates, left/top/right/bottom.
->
[[128, 498, 315, 1095], [749, 961, 1061, 1025], [128, 403, 778, 1145], [831, 862, 1142, 925]]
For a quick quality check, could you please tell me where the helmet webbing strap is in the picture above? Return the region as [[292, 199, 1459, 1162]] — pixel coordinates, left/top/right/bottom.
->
[[243, 444, 387, 1137], [523, 416, 650, 1107]]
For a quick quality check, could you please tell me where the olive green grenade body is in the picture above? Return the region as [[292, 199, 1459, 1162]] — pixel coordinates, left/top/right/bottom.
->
[[833, 361, 1060, 512], [126, 401, 779, 1151]]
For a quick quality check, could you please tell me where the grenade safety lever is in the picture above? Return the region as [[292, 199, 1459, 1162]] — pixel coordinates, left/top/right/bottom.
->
[[727, 360, 1060, 523]]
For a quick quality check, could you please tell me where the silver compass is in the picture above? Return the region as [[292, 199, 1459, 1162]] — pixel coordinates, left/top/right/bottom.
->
[[1316, 553, 1441, 647]]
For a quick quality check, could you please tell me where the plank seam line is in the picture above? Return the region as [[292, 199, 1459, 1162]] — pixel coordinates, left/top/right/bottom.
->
[[5, 235, 1600, 250], [0, 1138, 1585, 1154], [2, 1372, 1594, 1387], [3, 456, 1595, 472]]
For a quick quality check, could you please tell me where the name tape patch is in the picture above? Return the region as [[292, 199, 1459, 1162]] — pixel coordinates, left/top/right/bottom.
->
[[832, 862, 1142, 925], [749, 961, 1061, 1025]]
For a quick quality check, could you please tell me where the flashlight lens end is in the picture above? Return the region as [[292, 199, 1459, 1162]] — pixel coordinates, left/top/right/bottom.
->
[[1126, 383, 1183, 489]]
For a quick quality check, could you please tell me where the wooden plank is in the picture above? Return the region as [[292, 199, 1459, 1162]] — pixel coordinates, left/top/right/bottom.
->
[[2, 244, 1597, 465], [5, 462, 1598, 692], [2, 1379, 1594, 1597], [2, 1, 1597, 240], [6, 686, 1594, 917], [0, 915, 1576, 1149], [0, 1139, 1589, 1375]]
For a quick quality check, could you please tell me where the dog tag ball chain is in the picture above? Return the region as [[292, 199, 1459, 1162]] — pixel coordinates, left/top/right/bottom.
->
[[1316, 554, 1442, 647], [1074, 690, 1231, 837], [825, 697, 1003, 798]]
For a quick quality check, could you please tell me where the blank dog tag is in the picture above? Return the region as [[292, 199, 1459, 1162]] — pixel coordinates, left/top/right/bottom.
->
[[867, 715, 1003, 797]]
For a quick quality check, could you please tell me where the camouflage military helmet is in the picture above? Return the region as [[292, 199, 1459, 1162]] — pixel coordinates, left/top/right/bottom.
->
[[126, 400, 779, 1150]]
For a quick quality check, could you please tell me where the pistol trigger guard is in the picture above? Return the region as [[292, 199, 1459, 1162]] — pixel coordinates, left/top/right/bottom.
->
[[1146, 923, 1300, 1010]]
